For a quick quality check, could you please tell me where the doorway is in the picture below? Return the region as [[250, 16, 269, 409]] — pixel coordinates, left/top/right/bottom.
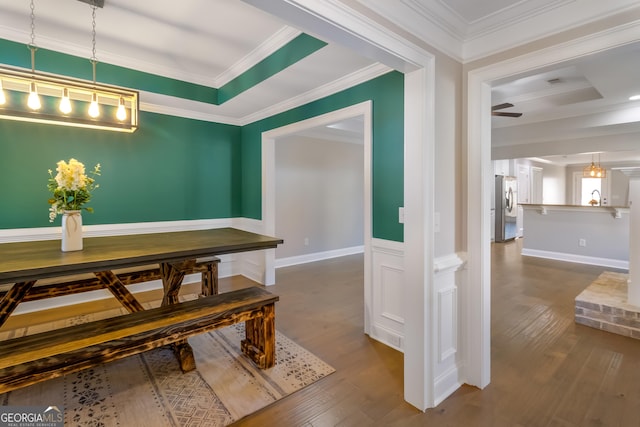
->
[[261, 101, 373, 333], [467, 23, 640, 389]]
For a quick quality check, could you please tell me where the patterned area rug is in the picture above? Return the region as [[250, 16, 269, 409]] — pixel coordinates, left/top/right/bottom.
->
[[0, 323, 334, 426]]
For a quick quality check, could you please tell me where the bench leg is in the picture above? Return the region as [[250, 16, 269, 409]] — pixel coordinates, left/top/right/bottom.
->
[[241, 303, 276, 369], [200, 262, 219, 296], [172, 342, 196, 372], [160, 260, 197, 372]]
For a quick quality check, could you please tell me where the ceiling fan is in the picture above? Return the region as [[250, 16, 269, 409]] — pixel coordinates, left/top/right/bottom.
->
[[491, 102, 522, 118]]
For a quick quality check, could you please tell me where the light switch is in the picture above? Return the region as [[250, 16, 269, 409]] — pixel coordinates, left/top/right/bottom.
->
[[399, 207, 405, 224]]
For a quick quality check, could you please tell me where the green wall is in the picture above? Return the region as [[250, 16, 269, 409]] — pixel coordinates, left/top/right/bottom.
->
[[0, 35, 404, 241], [241, 71, 405, 242], [0, 113, 241, 228]]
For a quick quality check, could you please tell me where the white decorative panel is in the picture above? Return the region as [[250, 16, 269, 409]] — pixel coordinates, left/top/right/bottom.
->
[[433, 253, 465, 406], [369, 238, 405, 351], [381, 264, 405, 323], [438, 286, 457, 362]]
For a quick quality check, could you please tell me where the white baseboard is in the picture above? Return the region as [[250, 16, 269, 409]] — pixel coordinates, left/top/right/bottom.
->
[[275, 245, 364, 268], [521, 248, 629, 270], [434, 363, 463, 406], [369, 323, 404, 352]]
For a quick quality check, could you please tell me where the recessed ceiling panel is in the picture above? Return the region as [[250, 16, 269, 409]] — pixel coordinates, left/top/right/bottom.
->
[[439, 0, 520, 22]]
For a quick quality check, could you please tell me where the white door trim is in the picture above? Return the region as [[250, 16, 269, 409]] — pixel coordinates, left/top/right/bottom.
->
[[466, 19, 640, 389], [244, 0, 437, 410]]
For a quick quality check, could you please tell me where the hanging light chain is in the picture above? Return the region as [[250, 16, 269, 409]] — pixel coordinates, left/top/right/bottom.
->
[[29, 0, 37, 73], [90, 3, 97, 84], [29, 0, 36, 47]]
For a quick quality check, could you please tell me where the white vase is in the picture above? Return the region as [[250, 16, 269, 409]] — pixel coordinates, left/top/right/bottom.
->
[[61, 210, 83, 252]]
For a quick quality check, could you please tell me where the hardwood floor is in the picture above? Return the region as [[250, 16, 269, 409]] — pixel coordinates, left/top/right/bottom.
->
[[3, 240, 639, 426], [231, 240, 640, 426]]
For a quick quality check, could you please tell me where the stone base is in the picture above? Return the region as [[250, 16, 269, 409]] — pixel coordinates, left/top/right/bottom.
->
[[575, 271, 640, 339]]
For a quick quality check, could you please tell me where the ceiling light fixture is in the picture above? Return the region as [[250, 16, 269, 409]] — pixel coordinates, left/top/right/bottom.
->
[[59, 87, 72, 114], [0, 0, 138, 132], [629, 95, 640, 101], [583, 153, 606, 178], [0, 80, 5, 105]]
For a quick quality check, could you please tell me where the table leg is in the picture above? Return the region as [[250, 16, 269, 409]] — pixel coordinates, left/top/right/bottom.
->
[[200, 262, 218, 296], [159, 260, 197, 372], [0, 281, 36, 329], [94, 271, 144, 313], [159, 260, 194, 306]]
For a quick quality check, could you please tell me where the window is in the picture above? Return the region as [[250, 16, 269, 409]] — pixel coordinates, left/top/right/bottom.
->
[[581, 178, 601, 206]]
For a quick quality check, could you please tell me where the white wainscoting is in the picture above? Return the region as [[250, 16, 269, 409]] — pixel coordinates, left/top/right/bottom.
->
[[368, 238, 467, 406], [370, 238, 405, 351], [0, 218, 273, 314], [433, 252, 466, 406]]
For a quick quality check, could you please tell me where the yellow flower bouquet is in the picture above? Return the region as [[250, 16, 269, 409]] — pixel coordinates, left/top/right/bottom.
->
[[47, 158, 101, 222]]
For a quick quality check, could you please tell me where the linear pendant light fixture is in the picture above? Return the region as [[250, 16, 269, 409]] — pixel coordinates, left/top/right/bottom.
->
[[0, 0, 138, 132]]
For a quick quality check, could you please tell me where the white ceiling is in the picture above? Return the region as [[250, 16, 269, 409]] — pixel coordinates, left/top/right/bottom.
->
[[0, 0, 638, 165], [490, 41, 640, 166], [0, 0, 383, 124]]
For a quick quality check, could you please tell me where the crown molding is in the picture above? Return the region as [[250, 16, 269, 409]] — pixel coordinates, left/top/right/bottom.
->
[[245, 0, 434, 71], [139, 63, 392, 126], [139, 94, 242, 126], [0, 24, 303, 90], [239, 62, 392, 125], [355, 0, 640, 63], [463, 2, 640, 62], [356, 0, 464, 62], [212, 26, 301, 87]]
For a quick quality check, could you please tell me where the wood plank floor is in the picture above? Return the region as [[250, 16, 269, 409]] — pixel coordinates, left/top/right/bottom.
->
[[231, 239, 640, 426], [4, 239, 639, 426]]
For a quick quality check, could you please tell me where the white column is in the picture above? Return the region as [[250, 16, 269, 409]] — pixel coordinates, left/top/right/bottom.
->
[[615, 167, 640, 306]]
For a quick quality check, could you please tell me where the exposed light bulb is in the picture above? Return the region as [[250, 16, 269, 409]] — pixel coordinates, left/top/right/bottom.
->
[[27, 81, 41, 110], [59, 87, 72, 114], [0, 80, 5, 105], [88, 92, 99, 118], [116, 96, 126, 121]]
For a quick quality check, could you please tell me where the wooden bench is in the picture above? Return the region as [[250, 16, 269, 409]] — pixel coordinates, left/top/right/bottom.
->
[[0, 286, 278, 394]]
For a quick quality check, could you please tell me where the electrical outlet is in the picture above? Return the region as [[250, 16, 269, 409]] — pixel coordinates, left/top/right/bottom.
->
[[304, 237, 309, 246], [579, 238, 586, 247]]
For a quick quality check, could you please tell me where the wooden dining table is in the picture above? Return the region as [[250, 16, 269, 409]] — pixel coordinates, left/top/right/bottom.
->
[[0, 228, 283, 390]]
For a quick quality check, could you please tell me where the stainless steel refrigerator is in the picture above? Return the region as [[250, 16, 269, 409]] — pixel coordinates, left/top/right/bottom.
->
[[495, 175, 518, 242]]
